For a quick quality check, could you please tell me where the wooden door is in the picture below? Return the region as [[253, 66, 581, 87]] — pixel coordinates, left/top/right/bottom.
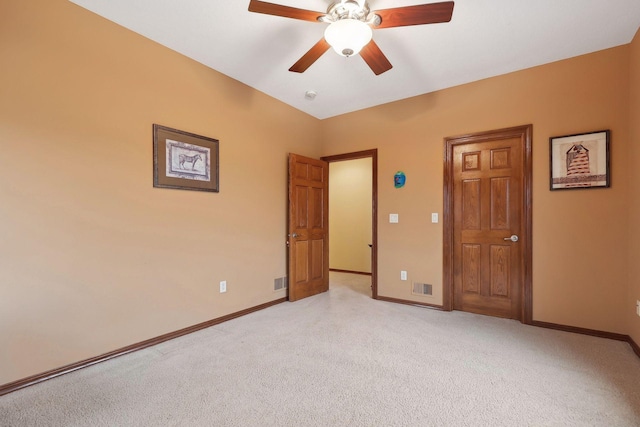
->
[[288, 153, 329, 301], [444, 125, 532, 321]]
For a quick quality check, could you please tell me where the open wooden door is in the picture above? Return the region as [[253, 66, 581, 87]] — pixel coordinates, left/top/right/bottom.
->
[[288, 153, 329, 301]]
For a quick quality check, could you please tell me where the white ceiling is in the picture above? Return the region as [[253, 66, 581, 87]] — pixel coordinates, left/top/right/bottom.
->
[[69, 0, 640, 120]]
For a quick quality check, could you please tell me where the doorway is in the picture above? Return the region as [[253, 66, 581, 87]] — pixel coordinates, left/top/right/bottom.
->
[[322, 150, 378, 298], [443, 126, 532, 323]]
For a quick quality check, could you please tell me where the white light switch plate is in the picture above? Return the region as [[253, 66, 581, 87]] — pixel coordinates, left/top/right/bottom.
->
[[389, 214, 399, 223], [431, 213, 438, 223], [401, 271, 407, 281]]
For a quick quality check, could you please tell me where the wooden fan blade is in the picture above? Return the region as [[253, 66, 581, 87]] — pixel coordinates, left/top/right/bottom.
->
[[289, 38, 331, 73], [375, 1, 454, 29], [360, 41, 392, 75], [248, 0, 325, 23]]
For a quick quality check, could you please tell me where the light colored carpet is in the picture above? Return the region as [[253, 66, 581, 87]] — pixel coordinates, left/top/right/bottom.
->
[[1, 272, 639, 426]]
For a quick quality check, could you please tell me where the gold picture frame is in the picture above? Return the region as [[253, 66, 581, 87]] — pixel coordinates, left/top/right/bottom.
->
[[153, 124, 219, 192]]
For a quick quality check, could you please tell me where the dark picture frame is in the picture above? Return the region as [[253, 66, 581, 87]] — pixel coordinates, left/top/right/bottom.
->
[[549, 130, 610, 191], [153, 124, 219, 192]]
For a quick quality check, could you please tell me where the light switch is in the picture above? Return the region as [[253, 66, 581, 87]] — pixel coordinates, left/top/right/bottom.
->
[[389, 214, 399, 223], [431, 213, 438, 223]]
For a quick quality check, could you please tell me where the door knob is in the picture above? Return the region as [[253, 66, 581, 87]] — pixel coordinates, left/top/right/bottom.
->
[[289, 233, 298, 238], [503, 235, 519, 242]]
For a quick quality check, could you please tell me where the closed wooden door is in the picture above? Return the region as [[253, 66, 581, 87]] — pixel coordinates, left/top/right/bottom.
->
[[288, 153, 329, 301], [444, 126, 532, 321]]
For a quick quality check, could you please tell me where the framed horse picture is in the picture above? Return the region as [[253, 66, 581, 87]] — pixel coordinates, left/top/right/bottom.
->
[[153, 124, 219, 192]]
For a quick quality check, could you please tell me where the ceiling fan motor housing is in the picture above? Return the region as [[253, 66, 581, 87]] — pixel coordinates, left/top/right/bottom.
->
[[324, 0, 373, 23]]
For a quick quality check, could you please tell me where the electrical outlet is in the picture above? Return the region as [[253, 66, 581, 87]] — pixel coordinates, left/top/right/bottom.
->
[[220, 280, 227, 293], [401, 270, 407, 281], [636, 300, 640, 317]]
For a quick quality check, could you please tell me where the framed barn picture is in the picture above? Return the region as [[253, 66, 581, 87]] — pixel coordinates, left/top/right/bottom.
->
[[549, 130, 610, 191], [153, 124, 219, 192]]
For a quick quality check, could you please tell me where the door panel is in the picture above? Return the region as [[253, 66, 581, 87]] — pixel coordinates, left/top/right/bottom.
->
[[444, 125, 532, 321], [295, 241, 309, 283], [462, 244, 481, 293], [490, 245, 510, 297], [462, 180, 481, 229], [288, 153, 329, 301], [311, 188, 323, 228], [311, 239, 324, 279], [490, 177, 510, 229], [295, 186, 308, 228]]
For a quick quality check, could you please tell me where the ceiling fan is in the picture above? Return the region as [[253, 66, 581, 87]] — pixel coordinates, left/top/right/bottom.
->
[[248, 0, 454, 75]]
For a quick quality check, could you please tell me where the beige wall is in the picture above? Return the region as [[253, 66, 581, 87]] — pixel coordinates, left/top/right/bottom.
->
[[0, 0, 321, 385], [322, 46, 631, 332], [329, 159, 372, 273], [2, 0, 639, 388], [628, 29, 640, 346]]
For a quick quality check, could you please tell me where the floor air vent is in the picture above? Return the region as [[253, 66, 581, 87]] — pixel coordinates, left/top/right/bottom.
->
[[274, 277, 288, 291], [412, 282, 433, 296]]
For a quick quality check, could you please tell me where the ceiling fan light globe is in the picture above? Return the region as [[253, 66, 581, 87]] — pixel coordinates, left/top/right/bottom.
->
[[324, 19, 372, 57]]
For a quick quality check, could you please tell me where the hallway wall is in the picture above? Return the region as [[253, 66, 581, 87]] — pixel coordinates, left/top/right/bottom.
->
[[329, 158, 373, 274]]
